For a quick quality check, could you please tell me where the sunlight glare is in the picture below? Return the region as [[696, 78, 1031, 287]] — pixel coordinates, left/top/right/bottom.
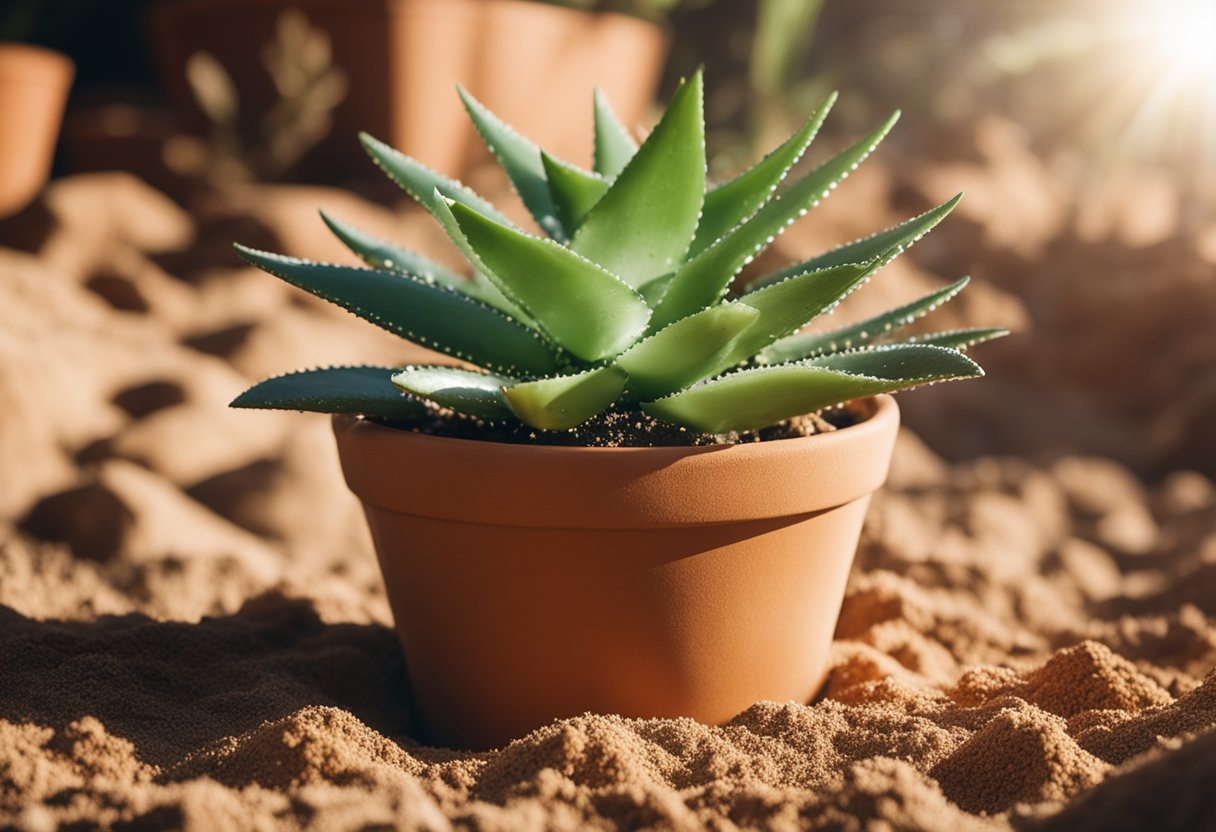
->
[[1155, 0, 1216, 81]]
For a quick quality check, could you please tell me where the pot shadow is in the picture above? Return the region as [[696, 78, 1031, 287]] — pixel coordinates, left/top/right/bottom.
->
[[0, 593, 417, 768]]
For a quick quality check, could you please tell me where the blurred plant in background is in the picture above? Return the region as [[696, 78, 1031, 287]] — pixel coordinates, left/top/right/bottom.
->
[[538, 0, 716, 23], [162, 10, 346, 184]]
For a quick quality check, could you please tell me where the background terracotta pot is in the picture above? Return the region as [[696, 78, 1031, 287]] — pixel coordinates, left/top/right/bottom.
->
[[468, 0, 668, 169], [333, 395, 900, 750], [0, 44, 73, 218], [148, 0, 667, 179]]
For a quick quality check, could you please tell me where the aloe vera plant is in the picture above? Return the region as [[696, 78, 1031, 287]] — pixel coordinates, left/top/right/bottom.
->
[[232, 71, 1006, 438]]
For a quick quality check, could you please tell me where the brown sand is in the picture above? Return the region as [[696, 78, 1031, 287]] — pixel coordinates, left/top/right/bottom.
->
[[2, 156, 1215, 830]]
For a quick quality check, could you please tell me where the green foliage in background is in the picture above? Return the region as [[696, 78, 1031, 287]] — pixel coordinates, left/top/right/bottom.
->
[[232, 72, 1004, 437]]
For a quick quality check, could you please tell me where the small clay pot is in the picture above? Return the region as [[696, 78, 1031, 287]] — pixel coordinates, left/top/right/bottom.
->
[[333, 395, 900, 750], [0, 44, 73, 218]]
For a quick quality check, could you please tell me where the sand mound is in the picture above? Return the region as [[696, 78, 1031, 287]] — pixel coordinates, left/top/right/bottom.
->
[[2, 169, 1214, 829]]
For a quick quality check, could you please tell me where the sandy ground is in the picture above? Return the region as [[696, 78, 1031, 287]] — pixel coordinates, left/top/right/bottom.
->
[[2, 121, 1215, 829]]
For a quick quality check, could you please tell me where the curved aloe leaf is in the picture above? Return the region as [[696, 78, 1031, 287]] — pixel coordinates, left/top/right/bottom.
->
[[360, 132, 513, 226], [690, 92, 836, 257], [234, 245, 560, 377], [896, 327, 1010, 351], [650, 111, 900, 331], [761, 276, 972, 363], [806, 343, 982, 378], [318, 209, 491, 300], [318, 209, 534, 326], [541, 152, 610, 233], [445, 200, 651, 362], [503, 365, 629, 430], [231, 366, 427, 420], [727, 260, 883, 360], [572, 71, 706, 288], [749, 194, 963, 291], [391, 365, 515, 421], [643, 344, 982, 433], [593, 88, 637, 179], [458, 86, 566, 240], [616, 304, 760, 401]]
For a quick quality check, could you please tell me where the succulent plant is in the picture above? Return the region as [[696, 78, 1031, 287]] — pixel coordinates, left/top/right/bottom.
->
[[232, 70, 1006, 439]]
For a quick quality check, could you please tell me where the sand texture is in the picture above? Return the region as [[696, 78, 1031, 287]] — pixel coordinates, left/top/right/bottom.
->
[[2, 129, 1216, 830]]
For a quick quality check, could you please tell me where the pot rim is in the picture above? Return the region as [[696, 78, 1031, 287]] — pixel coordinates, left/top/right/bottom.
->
[[0, 44, 75, 86], [333, 394, 900, 529]]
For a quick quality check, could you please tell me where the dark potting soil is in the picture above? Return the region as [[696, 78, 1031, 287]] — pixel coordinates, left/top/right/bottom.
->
[[374, 401, 866, 448]]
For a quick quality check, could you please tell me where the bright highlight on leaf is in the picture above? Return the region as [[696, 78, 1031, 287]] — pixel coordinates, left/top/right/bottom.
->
[[391, 366, 516, 422], [233, 78, 1004, 435]]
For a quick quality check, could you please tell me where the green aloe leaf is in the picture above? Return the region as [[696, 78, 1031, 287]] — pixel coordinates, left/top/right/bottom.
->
[[319, 209, 509, 307], [541, 151, 610, 233], [643, 344, 982, 433], [805, 343, 983, 378], [391, 365, 516, 421], [650, 111, 900, 331], [503, 364, 629, 430], [458, 86, 567, 240], [637, 272, 675, 307], [593, 88, 637, 179], [359, 132, 513, 227], [727, 260, 883, 360], [231, 366, 427, 420], [689, 92, 836, 257], [895, 327, 1010, 351], [234, 245, 560, 377], [445, 199, 651, 362], [749, 194, 962, 291], [760, 276, 972, 363], [615, 304, 761, 401], [571, 71, 706, 288]]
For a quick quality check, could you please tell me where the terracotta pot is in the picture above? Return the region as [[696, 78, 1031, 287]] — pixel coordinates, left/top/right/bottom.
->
[[148, 0, 666, 179], [333, 395, 900, 750], [0, 44, 73, 218]]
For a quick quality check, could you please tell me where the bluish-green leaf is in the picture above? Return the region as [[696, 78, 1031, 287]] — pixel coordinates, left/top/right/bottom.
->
[[616, 304, 760, 401], [690, 92, 836, 257], [593, 88, 637, 179], [572, 71, 706, 287], [542, 151, 610, 233], [318, 209, 534, 325], [391, 365, 516, 421], [749, 194, 963, 291], [760, 276, 972, 363], [319, 209, 499, 301], [234, 245, 560, 377], [503, 364, 629, 430], [650, 112, 900, 331], [458, 85, 566, 240], [360, 132, 513, 226], [643, 344, 982, 433], [805, 343, 983, 379], [231, 366, 427, 420], [895, 327, 1010, 351], [445, 199, 651, 362]]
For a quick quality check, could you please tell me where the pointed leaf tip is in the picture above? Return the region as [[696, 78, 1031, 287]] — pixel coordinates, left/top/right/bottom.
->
[[572, 70, 706, 288]]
